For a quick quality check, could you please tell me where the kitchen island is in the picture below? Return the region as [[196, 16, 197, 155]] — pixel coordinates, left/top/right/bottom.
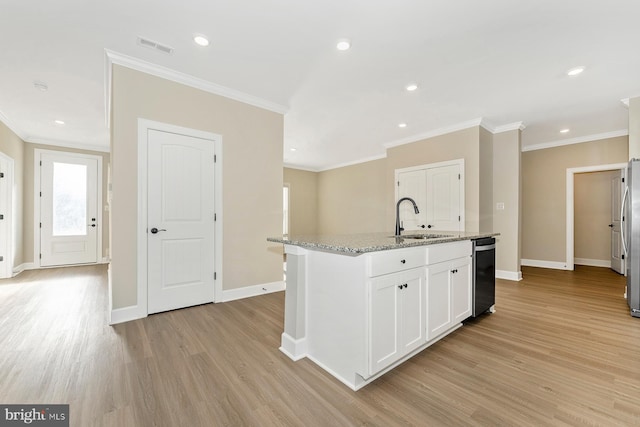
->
[[267, 231, 498, 390]]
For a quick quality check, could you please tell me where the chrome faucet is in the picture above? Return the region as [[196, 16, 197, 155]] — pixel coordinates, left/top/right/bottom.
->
[[395, 197, 420, 236]]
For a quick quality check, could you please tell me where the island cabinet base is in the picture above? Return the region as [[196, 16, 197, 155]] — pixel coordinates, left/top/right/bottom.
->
[[280, 240, 473, 391]]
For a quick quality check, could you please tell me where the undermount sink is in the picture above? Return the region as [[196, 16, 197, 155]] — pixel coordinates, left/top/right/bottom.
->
[[393, 234, 452, 240]]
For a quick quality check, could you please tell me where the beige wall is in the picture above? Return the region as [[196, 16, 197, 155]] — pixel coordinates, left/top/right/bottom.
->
[[23, 143, 110, 264], [386, 127, 481, 232], [111, 65, 283, 309], [283, 167, 318, 235], [0, 121, 25, 268], [574, 170, 619, 262], [479, 127, 494, 232], [317, 158, 387, 234], [493, 130, 521, 274], [522, 136, 628, 263], [629, 97, 640, 160]]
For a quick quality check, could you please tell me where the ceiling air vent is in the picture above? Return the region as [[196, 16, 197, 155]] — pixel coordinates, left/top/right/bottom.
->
[[137, 36, 174, 55]]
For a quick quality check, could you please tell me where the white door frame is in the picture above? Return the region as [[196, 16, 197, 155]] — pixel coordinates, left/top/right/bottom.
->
[[0, 151, 14, 278], [34, 149, 103, 268], [566, 162, 626, 271], [137, 119, 223, 316]]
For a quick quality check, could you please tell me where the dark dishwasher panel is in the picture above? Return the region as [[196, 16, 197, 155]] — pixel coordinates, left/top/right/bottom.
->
[[472, 237, 496, 317]]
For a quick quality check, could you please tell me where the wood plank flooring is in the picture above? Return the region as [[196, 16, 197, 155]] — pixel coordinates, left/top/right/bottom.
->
[[1, 265, 639, 426]]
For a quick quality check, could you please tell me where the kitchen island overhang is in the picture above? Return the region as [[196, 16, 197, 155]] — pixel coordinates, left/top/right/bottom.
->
[[267, 231, 499, 390]]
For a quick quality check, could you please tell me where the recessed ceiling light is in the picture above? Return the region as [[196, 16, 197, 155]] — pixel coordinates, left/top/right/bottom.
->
[[54, 120, 65, 125], [33, 81, 48, 92], [405, 83, 418, 92], [193, 34, 210, 47], [336, 39, 351, 51], [398, 123, 407, 128], [567, 66, 585, 76], [560, 128, 570, 133]]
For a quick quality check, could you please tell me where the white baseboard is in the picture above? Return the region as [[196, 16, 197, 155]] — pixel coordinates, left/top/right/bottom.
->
[[221, 280, 285, 302], [279, 333, 307, 361], [12, 262, 34, 276], [109, 305, 147, 325], [521, 259, 568, 270], [496, 270, 522, 281], [574, 258, 611, 268]]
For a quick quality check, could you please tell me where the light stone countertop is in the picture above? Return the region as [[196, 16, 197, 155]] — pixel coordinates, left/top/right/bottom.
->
[[267, 231, 499, 255]]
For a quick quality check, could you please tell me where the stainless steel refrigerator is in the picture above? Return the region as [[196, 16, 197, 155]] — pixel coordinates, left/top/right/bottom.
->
[[623, 158, 640, 317]]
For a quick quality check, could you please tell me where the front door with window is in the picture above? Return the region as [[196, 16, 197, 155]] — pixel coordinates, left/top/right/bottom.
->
[[40, 152, 99, 267]]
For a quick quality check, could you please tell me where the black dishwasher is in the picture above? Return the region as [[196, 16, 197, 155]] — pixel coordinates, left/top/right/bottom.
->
[[472, 237, 496, 317]]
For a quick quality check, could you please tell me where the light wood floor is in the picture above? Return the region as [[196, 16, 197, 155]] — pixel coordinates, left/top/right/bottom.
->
[[1, 265, 640, 426]]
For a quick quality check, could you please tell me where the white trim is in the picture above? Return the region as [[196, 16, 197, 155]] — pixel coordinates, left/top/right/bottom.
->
[[383, 118, 483, 149], [279, 333, 308, 361], [521, 259, 569, 270], [12, 263, 33, 276], [522, 130, 628, 152], [137, 119, 223, 316], [574, 258, 611, 268], [0, 109, 29, 141], [33, 149, 104, 269], [621, 98, 630, 108], [566, 163, 626, 271], [0, 152, 14, 279], [109, 305, 147, 325], [221, 281, 285, 302], [25, 137, 109, 153], [491, 121, 526, 133], [283, 163, 320, 173], [496, 270, 522, 281], [105, 50, 288, 133], [317, 153, 387, 172]]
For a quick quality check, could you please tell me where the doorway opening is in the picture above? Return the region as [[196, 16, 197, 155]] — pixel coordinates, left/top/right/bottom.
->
[[566, 163, 626, 271]]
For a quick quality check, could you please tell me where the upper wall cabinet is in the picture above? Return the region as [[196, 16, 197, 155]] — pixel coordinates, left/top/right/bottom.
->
[[395, 159, 465, 232]]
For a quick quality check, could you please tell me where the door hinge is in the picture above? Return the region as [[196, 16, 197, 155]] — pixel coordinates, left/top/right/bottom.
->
[[214, 213, 217, 221], [0, 214, 3, 220], [214, 272, 217, 280], [39, 253, 42, 259], [39, 222, 42, 228], [458, 216, 461, 221], [214, 154, 217, 163], [397, 181, 400, 187], [622, 177, 625, 183], [0, 172, 4, 178], [622, 254, 625, 260], [39, 191, 42, 197], [40, 160, 42, 166]]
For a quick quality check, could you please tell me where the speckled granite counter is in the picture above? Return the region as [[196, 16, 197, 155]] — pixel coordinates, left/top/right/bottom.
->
[[267, 231, 499, 254]]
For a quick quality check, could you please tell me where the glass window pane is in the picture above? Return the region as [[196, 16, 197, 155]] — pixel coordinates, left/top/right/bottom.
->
[[52, 162, 87, 236]]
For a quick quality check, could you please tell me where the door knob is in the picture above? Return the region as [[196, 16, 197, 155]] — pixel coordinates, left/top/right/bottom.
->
[[150, 227, 166, 234]]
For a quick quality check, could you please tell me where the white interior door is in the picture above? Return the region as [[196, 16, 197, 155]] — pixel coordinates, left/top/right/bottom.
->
[[0, 152, 14, 278], [40, 152, 99, 267], [426, 164, 461, 231], [147, 129, 215, 314], [611, 169, 624, 274]]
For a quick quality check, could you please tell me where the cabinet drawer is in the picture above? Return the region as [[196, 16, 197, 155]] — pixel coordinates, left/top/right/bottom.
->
[[368, 247, 426, 277], [425, 240, 471, 265]]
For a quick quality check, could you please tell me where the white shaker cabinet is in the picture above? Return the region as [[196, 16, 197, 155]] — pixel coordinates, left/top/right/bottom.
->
[[426, 254, 472, 340], [369, 267, 426, 375]]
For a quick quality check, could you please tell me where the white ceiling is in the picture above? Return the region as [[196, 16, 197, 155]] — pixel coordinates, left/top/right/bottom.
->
[[1, 0, 639, 171]]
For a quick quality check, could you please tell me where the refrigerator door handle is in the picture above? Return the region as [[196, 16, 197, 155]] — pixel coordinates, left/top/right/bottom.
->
[[621, 185, 629, 256]]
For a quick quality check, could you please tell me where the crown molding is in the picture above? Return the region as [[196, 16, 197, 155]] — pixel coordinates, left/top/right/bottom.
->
[[318, 153, 387, 172], [25, 137, 110, 153], [0, 109, 29, 142], [104, 49, 289, 130], [283, 163, 320, 173], [491, 121, 526, 133], [521, 129, 628, 152], [383, 118, 483, 149], [621, 98, 630, 108]]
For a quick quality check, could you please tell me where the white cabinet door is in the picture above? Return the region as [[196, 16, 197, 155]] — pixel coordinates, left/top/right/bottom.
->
[[397, 169, 427, 231], [369, 268, 426, 375], [426, 164, 461, 231], [451, 256, 472, 324], [426, 262, 452, 340], [427, 256, 472, 340]]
